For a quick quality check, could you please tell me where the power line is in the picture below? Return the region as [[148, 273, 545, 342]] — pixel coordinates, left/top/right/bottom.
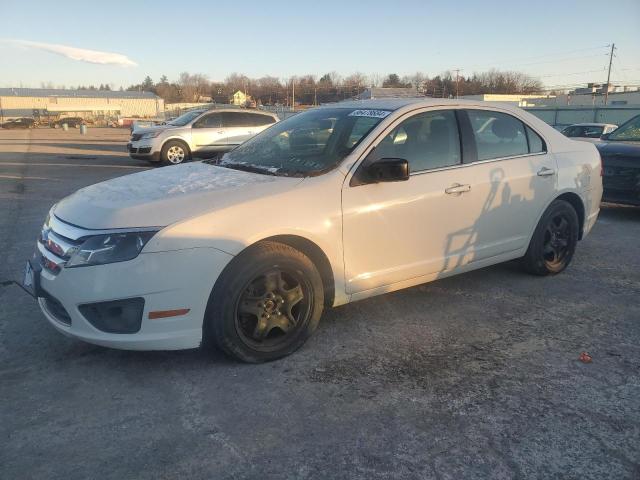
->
[[537, 68, 606, 79], [461, 44, 610, 71]]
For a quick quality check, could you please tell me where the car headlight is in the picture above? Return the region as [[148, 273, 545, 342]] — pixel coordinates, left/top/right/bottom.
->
[[140, 131, 162, 139], [66, 230, 159, 268]]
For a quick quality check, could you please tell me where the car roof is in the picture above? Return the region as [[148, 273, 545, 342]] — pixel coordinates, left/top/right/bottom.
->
[[198, 108, 278, 117], [319, 98, 530, 113], [566, 123, 616, 127]]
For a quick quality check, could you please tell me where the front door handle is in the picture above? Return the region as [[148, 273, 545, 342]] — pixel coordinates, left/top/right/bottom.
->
[[445, 183, 471, 195], [537, 167, 555, 177]]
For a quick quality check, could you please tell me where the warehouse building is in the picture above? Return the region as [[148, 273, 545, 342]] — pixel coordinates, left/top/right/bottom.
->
[[0, 88, 164, 121]]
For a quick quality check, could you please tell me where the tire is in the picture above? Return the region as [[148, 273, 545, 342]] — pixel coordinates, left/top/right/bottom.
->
[[204, 241, 324, 363], [522, 199, 579, 276], [161, 140, 189, 166]]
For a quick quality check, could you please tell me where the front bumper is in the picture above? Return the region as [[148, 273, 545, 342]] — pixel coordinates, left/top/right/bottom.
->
[[127, 140, 161, 162], [36, 247, 233, 350]]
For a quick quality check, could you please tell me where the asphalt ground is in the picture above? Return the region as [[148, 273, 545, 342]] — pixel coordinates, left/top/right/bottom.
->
[[1, 127, 639, 479]]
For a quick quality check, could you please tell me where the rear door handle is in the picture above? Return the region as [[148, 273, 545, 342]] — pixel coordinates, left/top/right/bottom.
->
[[537, 167, 555, 177], [445, 183, 471, 195]]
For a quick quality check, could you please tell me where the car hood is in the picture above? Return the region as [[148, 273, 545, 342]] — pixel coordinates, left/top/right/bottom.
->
[[133, 124, 177, 134], [596, 140, 640, 156], [53, 162, 304, 229]]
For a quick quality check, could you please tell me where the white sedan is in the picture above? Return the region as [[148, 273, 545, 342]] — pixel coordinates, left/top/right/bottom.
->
[[561, 123, 618, 143], [25, 99, 603, 362]]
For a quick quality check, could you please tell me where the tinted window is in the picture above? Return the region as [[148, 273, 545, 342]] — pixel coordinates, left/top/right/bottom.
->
[[467, 110, 528, 161], [373, 110, 461, 172], [249, 114, 276, 126], [221, 112, 247, 127], [526, 126, 545, 153]]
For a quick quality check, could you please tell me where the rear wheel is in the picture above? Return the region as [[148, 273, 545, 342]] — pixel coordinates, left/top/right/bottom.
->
[[161, 140, 189, 166], [522, 199, 579, 275], [204, 241, 324, 363]]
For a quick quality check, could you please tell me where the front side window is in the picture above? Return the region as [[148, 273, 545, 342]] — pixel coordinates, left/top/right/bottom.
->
[[467, 110, 528, 161], [220, 108, 388, 176], [372, 110, 461, 172], [194, 113, 222, 128], [607, 115, 640, 141]]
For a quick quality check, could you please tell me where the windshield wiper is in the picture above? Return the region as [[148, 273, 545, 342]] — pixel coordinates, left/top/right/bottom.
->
[[218, 162, 278, 176]]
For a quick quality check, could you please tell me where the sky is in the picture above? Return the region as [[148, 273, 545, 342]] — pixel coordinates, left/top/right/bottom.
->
[[1, 0, 639, 90]]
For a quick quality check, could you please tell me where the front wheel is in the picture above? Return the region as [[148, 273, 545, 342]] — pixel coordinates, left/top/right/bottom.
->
[[522, 199, 579, 275], [204, 241, 324, 363], [161, 140, 189, 166]]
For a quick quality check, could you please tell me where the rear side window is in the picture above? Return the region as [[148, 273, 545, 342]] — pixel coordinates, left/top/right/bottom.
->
[[467, 110, 528, 161], [526, 126, 545, 153], [222, 112, 247, 127], [250, 114, 277, 126]]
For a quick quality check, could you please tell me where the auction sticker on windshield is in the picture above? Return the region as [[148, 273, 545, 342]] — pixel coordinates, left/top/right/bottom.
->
[[348, 109, 391, 119]]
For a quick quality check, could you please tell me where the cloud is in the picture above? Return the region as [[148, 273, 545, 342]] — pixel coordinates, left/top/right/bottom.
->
[[4, 39, 137, 67]]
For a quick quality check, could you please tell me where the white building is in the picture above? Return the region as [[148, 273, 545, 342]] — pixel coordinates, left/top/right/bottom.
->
[[526, 90, 640, 107], [459, 94, 556, 107], [0, 88, 164, 120]]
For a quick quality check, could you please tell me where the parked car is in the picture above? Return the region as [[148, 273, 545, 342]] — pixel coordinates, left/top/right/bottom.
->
[[127, 108, 279, 165], [595, 114, 640, 205], [24, 99, 602, 362], [1, 117, 36, 129], [51, 117, 85, 129], [561, 123, 618, 142], [129, 120, 158, 133]]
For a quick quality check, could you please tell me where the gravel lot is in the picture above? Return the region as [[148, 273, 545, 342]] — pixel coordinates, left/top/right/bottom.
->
[[1, 128, 639, 480]]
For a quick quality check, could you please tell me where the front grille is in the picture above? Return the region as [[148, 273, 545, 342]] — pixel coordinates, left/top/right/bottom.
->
[[40, 229, 81, 262], [138, 147, 151, 154], [42, 291, 72, 325], [39, 223, 83, 273], [129, 147, 138, 154], [131, 133, 143, 141]]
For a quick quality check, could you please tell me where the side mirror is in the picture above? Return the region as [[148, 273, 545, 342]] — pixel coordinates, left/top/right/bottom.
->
[[351, 157, 410, 186], [600, 133, 610, 141]]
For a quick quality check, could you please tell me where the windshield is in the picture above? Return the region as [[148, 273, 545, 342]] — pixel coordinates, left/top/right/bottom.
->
[[219, 107, 391, 176], [168, 110, 205, 126], [607, 115, 640, 141]]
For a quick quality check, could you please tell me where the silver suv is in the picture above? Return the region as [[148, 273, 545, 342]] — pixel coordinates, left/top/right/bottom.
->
[[127, 108, 279, 165]]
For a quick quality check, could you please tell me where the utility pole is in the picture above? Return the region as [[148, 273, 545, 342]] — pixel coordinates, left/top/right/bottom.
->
[[291, 77, 295, 112], [453, 69, 461, 99], [604, 43, 615, 105]]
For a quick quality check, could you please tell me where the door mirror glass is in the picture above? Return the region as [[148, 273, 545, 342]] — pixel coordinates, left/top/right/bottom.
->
[[364, 158, 409, 184]]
